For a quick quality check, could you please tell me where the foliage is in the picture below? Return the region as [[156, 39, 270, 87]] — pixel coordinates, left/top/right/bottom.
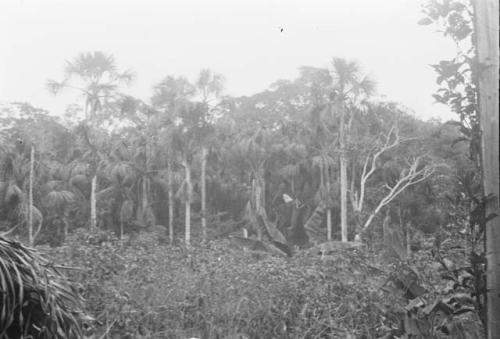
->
[[47, 230, 409, 338], [1, 45, 487, 337], [419, 0, 487, 332], [0, 235, 84, 338]]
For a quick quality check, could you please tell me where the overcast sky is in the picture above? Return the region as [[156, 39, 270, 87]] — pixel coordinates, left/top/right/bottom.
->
[[0, 0, 457, 121]]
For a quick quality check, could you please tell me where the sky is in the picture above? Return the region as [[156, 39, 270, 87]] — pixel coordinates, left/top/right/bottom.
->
[[0, 0, 457, 121]]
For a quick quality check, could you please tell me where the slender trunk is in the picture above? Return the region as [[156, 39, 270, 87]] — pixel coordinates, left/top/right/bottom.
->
[[90, 174, 97, 231], [406, 222, 411, 259], [340, 103, 348, 242], [142, 177, 148, 221], [400, 205, 411, 258], [201, 146, 207, 242], [326, 208, 332, 240], [143, 134, 150, 221], [325, 162, 332, 241], [474, 1, 500, 337], [28, 145, 34, 246], [63, 210, 69, 242], [406, 222, 412, 259], [184, 159, 191, 247], [168, 162, 174, 244]]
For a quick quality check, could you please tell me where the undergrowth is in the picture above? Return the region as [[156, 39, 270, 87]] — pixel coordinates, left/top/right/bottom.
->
[[40, 229, 482, 338]]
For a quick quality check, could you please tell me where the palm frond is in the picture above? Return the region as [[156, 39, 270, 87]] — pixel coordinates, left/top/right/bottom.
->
[[69, 174, 89, 189], [95, 186, 118, 201], [65, 51, 117, 80], [105, 161, 136, 185], [44, 190, 75, 209], [0, 236, 84, 338]]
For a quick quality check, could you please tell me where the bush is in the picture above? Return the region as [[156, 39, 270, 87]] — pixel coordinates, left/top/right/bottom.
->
[[43, 230, 411, 339]]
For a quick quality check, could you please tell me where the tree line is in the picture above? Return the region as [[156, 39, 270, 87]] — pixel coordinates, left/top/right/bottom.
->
[[0, 53, 461, 253]]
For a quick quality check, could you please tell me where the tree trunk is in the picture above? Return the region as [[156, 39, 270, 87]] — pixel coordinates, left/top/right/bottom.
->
[[184, 159, 191, 247], [325, 162, 332, 241], [340, 147, 348, 242], [326, 208, 332, 240], [63, 210, 69, 242], [90, 174, 97, 232], [142, 134, 150, 226], [406, 222, 411, 259], [201, 146, 207, 242], [142, 177, 148, 222], [474, 1, 500, 337], [28, 145, 34, 246], [339, 103, 348, 242], [168, 162, 174, 244], [252, 171, 267, 241]]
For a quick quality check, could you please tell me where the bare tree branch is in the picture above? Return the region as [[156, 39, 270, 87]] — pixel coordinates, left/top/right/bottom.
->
[[361, 156, 436, 232], [350, 125, 400, 213]]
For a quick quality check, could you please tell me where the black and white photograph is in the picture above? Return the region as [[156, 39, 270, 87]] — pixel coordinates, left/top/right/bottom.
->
[[0, 0, 498, 338]]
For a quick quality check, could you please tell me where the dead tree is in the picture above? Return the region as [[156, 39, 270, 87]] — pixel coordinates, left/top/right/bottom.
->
[[349, 126, 436, 240]]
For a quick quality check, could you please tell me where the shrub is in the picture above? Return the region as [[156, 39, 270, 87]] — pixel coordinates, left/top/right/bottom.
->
[[45, 230, 408, 338]]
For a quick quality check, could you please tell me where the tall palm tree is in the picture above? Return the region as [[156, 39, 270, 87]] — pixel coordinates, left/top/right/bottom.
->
[[152, 75, 195, 112], [153, 76, 196, 245], [47, 51, 134, 231], [195, 69, 225, 242], [47, 51, 135, 121], [329, 58, 375, 242]]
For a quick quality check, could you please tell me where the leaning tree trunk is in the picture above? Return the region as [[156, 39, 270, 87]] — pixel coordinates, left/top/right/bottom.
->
[[90, 174, 97, 232], [201, 146, 207, 242], [183, 158, 192, 247], [474, 0, 500, 337], [28, 145, 35, 246], [168, 161, 174, 244]]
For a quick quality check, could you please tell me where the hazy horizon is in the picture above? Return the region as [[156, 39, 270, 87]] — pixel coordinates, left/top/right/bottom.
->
[[1, 0, 457, 121]]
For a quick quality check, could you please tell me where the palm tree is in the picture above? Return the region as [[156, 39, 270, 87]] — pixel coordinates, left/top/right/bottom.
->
[[237, 128, 287, 244], [40, 161, 79, 241], [97, 156, 137, 239], [194, 69, 225, 242], [47, 51, 134, 231], [153, 76, 196, 245], [152, 75, 195, 112], [0, 143, 43, 245], [312, 152, 337, 240], [47, 51, 135, 122], [329, 58, 375, 242]]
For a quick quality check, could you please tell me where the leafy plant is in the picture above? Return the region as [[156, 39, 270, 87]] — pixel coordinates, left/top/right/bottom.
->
[[0, 235, 84, 338]]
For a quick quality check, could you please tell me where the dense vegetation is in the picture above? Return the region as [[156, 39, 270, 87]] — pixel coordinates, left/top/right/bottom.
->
[[0, 0, 494, 337]]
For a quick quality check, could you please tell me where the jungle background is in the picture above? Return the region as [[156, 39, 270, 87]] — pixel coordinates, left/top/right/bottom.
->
[[0, 0, 497, 338]]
